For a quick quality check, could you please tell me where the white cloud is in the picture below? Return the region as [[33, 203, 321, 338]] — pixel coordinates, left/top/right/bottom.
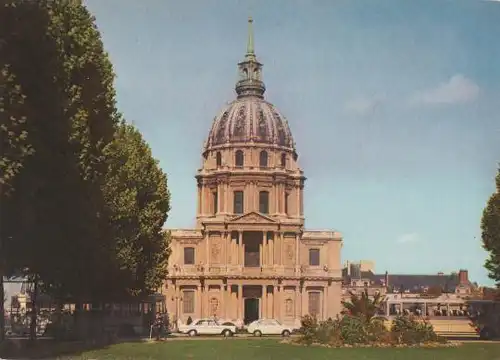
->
[[410, 74, 480, 106], [396, 233, 421, 244], [344, 95, 385, 116]]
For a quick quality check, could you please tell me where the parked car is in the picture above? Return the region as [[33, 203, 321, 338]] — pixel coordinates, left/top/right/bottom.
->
[[247, 319, 293, 337], [178, 318, 236, 337]]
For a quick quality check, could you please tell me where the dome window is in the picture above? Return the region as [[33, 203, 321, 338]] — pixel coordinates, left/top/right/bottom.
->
[[216, 152, 222, 167], [259, 150, 268, 168], [280, 153, 286, 168], [235, 150, 244, 167]]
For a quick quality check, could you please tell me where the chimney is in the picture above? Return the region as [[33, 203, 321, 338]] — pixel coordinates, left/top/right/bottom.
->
[[458, 269, 469, 284], [384, 271, 389, 288]]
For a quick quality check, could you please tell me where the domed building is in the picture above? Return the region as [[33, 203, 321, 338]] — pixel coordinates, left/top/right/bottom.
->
[[165, 18, 343, 327]]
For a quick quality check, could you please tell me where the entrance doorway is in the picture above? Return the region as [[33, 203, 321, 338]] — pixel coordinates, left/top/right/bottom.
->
[[244, 298, 259, 324]]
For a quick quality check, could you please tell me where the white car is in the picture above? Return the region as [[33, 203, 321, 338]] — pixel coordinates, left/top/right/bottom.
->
[[247, 319, 293, 337], [178, 318, 236, 337]]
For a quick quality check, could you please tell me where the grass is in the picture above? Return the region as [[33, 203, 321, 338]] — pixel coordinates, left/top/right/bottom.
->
[[72, 339, 500, 360]]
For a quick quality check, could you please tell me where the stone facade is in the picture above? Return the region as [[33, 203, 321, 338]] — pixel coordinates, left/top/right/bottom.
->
[[164, 18, 343, 326]]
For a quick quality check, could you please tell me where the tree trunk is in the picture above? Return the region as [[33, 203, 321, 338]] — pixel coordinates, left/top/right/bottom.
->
[[29, 275, 38, 343]]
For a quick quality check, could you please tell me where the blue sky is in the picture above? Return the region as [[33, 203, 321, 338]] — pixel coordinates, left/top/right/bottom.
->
[[84, 0, 500, 285]]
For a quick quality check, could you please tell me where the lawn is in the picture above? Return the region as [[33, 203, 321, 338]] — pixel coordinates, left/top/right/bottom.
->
[[72, 339, 500, 360]]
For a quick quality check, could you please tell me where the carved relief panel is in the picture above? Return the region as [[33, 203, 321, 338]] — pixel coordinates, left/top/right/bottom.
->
[[209, 232, 223, 264], [283, 234, 296, 266]]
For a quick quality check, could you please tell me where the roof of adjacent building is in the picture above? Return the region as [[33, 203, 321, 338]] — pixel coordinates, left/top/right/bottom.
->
[[343, 270, 471, 292]]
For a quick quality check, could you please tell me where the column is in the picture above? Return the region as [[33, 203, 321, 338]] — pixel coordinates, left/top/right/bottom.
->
[[224, 182, 229, 214], [197, 186, 202, 216], [197, 285, 202, 318], [262, 232, 267, 266], [279, 232, 284, 265], [323, 285, 328, 320], [295, 233, 300, 271], [273, 286, 279, 319], [295, 186, 300, 217], [262, 285, 267, 318], [217, 182, 222, 214], [238, 231, 244, 266], [273, 184, 281, 214], [223, 231, 229, 269], [223, 285, 227, 318], [205, 232, 210, 269], [237, 285, 243, 321], [301, 286, 306, 317]]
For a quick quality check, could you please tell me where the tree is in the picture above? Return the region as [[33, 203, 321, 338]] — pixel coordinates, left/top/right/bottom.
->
[[341, 289, 383, 322], [0, 0, 119, 334], [103, 122, 171, 298], [481, 167, 500, 285], [0, 6, 34, 343]]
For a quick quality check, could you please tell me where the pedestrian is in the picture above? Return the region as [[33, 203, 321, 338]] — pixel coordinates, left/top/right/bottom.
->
[[153, 312, 164, 340]]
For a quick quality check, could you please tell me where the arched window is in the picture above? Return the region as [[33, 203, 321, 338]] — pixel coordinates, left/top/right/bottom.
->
[[259, 191, 269, 214], [281, 153, 287, 168], [259, 150, 268, 168], [216, 152, 222, 167], [235, 150, 244, 167]]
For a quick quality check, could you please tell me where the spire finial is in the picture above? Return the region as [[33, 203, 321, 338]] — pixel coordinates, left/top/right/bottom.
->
[[247, 16, 254, 55], [235, 16, 265, 99]]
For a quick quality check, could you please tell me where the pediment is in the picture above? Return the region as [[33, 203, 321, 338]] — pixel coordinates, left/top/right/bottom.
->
[[229, 211, 277, 224]]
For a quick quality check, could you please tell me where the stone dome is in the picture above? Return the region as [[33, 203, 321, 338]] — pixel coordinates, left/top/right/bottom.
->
[[203, 17, 296, 154], [204, 98, 295, 152]]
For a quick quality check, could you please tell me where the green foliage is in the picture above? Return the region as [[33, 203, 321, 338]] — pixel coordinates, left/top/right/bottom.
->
[[0, 65, 33, 197], [0, 0, 121, 305], [299, 314, 443, 346], [390, 315, 441, 345], [341, 289, 383, 321], [481, 167, 500, 284], [298, 315, 319, 345], [338, 315, 369, 344], [103, 122, 171, 297]]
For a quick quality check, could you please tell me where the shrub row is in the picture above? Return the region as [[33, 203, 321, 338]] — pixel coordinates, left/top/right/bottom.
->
[[298, 314, 446, 347]]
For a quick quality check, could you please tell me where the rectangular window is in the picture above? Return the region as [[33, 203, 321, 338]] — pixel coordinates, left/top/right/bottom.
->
[[285, 193, 289, 215], [259, 191, 269, 214], [233, 191, 244, 214], [309, 248, 320, 266], [308, 292, 320, 316], [213, 191, 218, 214], [184, 247, 195, 265], [183, 290, 195, 314]]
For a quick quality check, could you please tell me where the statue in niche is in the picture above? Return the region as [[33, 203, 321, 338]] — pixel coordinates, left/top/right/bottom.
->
[[285, 298, 293, 315], [233, 107, 246, 137], [210, 297, 219, 317]]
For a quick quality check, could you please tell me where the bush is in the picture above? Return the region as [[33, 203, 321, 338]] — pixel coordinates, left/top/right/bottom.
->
[[316, 318, 342, 346], [298, 314, 319, 345], [339, 315, 369, 345], [297, 314, 444, 347], [390, 315, 441, 345]]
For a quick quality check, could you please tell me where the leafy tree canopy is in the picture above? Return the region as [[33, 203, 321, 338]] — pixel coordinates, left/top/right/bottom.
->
[[103, 121, 171, 298], [481, 167, 500, 285]]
